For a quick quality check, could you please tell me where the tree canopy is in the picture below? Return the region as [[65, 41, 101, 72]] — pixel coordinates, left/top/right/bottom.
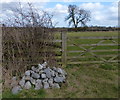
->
[[65, 5, 91, 28]]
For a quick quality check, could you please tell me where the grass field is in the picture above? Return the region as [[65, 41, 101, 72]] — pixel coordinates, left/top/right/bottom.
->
[[56, 31, 118, 65], [2, 31, 119, 98]]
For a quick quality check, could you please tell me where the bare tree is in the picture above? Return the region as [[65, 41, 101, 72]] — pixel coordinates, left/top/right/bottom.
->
[[65, 5, 91, 28], [2, 2, 55, 28]]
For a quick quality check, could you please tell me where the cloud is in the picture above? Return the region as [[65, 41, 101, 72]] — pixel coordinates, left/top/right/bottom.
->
[[45, 4, 67, 15], [79, 2, 118, 26], [44, 4, 68, 27], [0, 0, 118, 3], [0, 2, 118, 27], [0, 0, 50, 3], [80, 2, 104, 10], [55, 4, 67, 13]]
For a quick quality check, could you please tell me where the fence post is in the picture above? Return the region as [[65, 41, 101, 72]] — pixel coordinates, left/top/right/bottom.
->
[[61, 31, 67, 67]]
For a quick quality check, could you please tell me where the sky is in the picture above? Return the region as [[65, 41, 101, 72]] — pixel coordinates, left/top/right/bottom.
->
[[0, 0, 119, 27]]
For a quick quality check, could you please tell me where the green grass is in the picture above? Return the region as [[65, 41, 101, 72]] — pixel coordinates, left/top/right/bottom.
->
[[2, 65, 118, 98], [55, 31, 118, 39], [55, 31, 118, 64], [67, 31, 118, 37], [99, 63, 118, 70], [2, 88, 46, 98]]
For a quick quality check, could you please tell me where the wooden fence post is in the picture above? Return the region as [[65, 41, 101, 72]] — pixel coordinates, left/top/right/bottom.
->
[[61, 31, 67, 67]]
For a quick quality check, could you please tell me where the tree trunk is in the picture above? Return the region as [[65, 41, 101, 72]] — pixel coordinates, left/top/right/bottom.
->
[[75, 25, 78, 32]]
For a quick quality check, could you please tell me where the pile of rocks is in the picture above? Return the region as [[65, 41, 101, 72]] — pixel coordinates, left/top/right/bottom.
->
[[11, 62, 67, 94]]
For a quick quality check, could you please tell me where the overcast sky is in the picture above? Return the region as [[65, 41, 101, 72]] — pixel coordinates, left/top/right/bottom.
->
[[0, 0, 119, 27]]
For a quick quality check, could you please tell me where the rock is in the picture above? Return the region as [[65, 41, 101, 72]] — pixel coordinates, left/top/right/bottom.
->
[[30, 70, 34, 74], [35, 79, 43, 90], [43, 82, 49, 89], [12, 85, 22, 94], [56, 68, 67, 75], [35, 82, 42, 90], [31, 72, 40, 79], [31, 66, 37, 72], [54, 72, 58, 77], [42, 62, 47, 68], [38, 64, 43, 70], [24, 75, 31, 81], [52, 83, 60, 88], [44, 68, 52, 78], [54, 76, 65, 83], [22, 76, 25, 80], [58, 75, 66, 80], [35, 83, 41, 90], [19, 79, 25, 88], [52, 67, 57, 72], [51, 70, 55, 77], [56, 68, 64, 74], [42, 78, 48, 83], [30, 77, 36, 85], [25, 70, 31, 76], [41, 74, 46, 79], [24, 81, 32, 89], [62, 70, 67, 76], [35, 69, 40, 73], [38, 70, 44, 74], [36, 79, 42, 84], [48, 78, 53, 86], [11, 63, 67, 94]]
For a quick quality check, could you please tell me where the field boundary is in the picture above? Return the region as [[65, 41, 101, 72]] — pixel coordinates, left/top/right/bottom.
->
[[55, 32, 118, 67]]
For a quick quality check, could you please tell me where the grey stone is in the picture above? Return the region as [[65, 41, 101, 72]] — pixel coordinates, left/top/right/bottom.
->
[[52, 67, 57, 71], [36, 79, 42, 84], [48, 78, 53, 86], [42, 78, 48, 83], [31, 66, 37, 72], [38, 70, 44, 74], [19, 79, 25, 88], [58, 74, 66, 80], [31, 72, 40, 79], [52, 83, 60, 88], [54, 72, 58, 77], [30, 77, 36, 85], [35, 82, 42, 90], [30, 70, 34, 74], [35, 79, 43, 90], [42, 62, 47, 68], [35, 83, 41, 90], [22, 76, 25, 80], [38, 64, 43, 70], [12, 85, 22, 94], [51, 70, 55, 77], [35, 69, 40, 73], [43, 82, 49, 89], [41, 74, 46, 79], [24, 75, 31, 81], [54, 76, 65, 83], [25, 70, 31, 76], [56, 68, 65, 75], [44, 68, 52, 78], [24, 81, 32, 89]]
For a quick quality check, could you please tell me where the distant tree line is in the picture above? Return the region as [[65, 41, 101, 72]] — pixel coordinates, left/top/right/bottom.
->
[[51, 26, 119, 32]]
